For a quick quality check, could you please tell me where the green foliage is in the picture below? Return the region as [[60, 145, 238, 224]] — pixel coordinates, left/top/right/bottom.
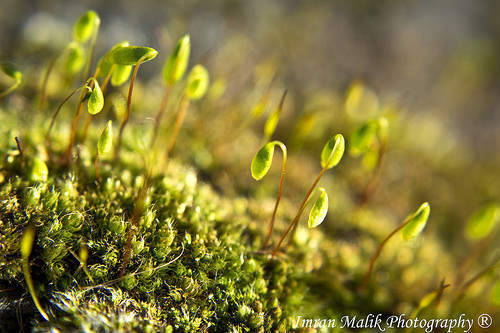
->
[[490, 280, 500, 306], [163, 34, 190, 85], [111, 64, 132, 86], [73, 10, 100, 43], [110, 46, 158, 65], [98, 120, 113, 155], [30, 158, 48, 182], [465, 203, 499, 240], [401, 202, 431, 241], [308, 187, 328, 228], [320, 133, 345, 169], [87, 79, 104, 115], [185, 65, 209, 100], [64, 42, 85, 75]]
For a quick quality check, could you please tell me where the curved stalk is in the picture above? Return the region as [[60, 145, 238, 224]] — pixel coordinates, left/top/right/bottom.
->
[[361, 216, 411, 289], [272, 165, 327, 255], [83, 25, 99, 80], [45, 86, 85, 155], [0, 79, 21, 98], [114, 62, 141, 160], [262, 141, 287, 249]]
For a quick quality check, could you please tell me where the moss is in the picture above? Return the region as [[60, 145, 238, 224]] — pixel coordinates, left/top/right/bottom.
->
[[0, 107, 315, 332]]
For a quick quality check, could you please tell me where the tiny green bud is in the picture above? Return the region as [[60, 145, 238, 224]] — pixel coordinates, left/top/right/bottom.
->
[[401, 202, 431, 241], [88, 79, 104, 115], [349, 121, 377, 156], [98, 121, 113, 155], [1, 63, 22, 82], [163, 34, 190, 85], [110, 46, 158, 65], [308, 188, 328, 228], [73, 10, 100, 43], [465, 203, 499, 240], [20, 225, 35, 259], [320, 134, 345, 169], [30, 158, 48, 182], [64, 42, 85, 75], [185, 65, 209, 100], [111, 65, 132, 86], [251, 142, 275, 181], [490, 280, 500, 306]]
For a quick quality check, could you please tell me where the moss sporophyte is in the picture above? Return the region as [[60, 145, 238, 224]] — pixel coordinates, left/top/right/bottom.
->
[[11, 11, 500, 332]]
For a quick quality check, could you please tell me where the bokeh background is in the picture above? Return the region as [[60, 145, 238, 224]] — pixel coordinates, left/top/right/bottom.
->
[[1, 0, 499, 326]]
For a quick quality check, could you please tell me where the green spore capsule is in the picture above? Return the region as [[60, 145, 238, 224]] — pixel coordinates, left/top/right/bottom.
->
[[401, 202, 431, 241], [308, 188, 328, 229], [163, 34, 190, 85], [185, 65, 209, 100], [73, 10, 100, 43], [320, 134, 345, 169]]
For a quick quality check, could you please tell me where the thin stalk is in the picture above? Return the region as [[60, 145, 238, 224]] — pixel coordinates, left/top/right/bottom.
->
[[38, 56, 58, 111], [272, 165, 328, 255], [22, 259, 49, 321], [457, 262, 499, 297], [361, 216, 412, 289], [21, 226, 49, 321], [150, 84, 172, 147], [15, 137, 23, 159], [100, 66, 114, 94], [68, 248, 94, 283], [83, 27, 99, 80], [94, 151, 100, 180], [119, 169, 152, 277], [263, 141, 287, 249], [114, 63, 141, 160], [165, 94, 189, 161], [45, 86, 83, 154], [0, 80, 21, 98], [359, 140, 387, 205], [64, 90, 88, 163]]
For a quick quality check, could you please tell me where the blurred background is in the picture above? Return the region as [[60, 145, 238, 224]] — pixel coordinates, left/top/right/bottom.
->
[[1, 0, 499, 322]]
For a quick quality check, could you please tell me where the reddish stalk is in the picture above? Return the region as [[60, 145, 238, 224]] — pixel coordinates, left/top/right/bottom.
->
[[272, 165, 328, 256], [150, 85, 172, 147], [361, 216, 412, 289], [262, 142, 287, 249], [114, 63, 142, 160], [165, 95, 189, 161]]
